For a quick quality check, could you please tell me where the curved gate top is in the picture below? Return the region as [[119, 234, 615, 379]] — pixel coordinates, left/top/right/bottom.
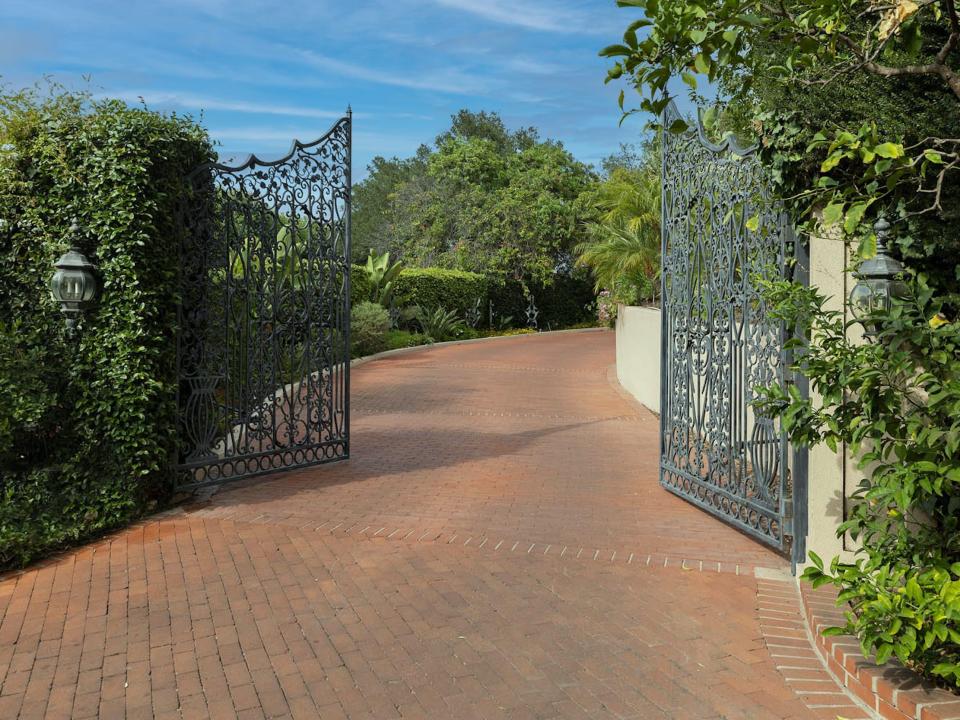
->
[[175, 115, 351, 491], [659, 101, 806, 557]]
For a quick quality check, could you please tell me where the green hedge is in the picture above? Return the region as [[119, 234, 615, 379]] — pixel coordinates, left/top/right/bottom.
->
[[392, 267, 489, 317], [0, 88, 213, 567], [488, 275, 596, 329], [350, 264, 374, 306], [352, 263, 595, 329]]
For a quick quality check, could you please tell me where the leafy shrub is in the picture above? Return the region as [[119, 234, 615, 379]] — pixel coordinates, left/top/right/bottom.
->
[[350, 264, 374, 307], [0, 86, 213, 568], [350, 301, 390, 358], [384, 329, 429, 351], [392, 267, 488, 319], [477, 328, 537, 338], [597, 290, 617, 327], [756, 278, 960, 688], [414, 306, 465, 342]]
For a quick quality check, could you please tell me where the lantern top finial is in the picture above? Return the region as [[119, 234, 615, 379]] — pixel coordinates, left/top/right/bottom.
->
[[874, 215, 891, 252], [67, 221, 82, 250]]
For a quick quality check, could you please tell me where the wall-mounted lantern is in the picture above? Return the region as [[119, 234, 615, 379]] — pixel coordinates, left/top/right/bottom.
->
[[49, 223, 98, 337], [849, 216, 909, 331]]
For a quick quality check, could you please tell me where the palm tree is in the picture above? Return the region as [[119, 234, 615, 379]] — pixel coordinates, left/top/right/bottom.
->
[[576, 166, 660, 304]]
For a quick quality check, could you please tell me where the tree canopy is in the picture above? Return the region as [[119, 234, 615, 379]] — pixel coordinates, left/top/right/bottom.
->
[[351, 110, 597, 285], [601, 0, 960, 296]]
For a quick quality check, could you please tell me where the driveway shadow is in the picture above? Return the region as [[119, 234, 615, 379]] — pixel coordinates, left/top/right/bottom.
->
[[199, 417, 608, 512]]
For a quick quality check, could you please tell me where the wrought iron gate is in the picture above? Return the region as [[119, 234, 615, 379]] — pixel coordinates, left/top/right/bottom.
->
[[174, 115, 351, 491], [659, 102, 806, 555]]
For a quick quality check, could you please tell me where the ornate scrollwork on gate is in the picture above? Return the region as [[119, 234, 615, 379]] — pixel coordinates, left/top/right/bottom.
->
[[659, 101, 792, 549], [175, 116, 351, 490]]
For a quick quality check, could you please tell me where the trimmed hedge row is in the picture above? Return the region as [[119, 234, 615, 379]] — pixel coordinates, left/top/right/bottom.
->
[[393, 268, 489, 318], [350, 264, 595, 328], [488, 275, 596, 330], [0, 90, 213, 568]]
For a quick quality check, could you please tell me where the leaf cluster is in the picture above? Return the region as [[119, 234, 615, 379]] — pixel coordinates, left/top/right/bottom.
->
[[604, 1, 960, 298], [755, 278, 960, 686]]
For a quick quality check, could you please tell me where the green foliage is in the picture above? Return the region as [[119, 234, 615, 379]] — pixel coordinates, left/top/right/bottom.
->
[[350, 264, 374, 307], [575, 136, 661, 306], [351, 151, 429, 262], [350, 301, 391, 358], [575, 219, 659, 305], [352, 110, 597, 286], [756, 278, 960, 687], [0, 85, 213, 567], [363, 250, 403, 306], [384, 329, 429, 351], [392, 267, 488, 320], [604, 0, 960, 298], [738, 43, 960, 303], [486, 276, 596, 330], [414, 306, 465, 343]]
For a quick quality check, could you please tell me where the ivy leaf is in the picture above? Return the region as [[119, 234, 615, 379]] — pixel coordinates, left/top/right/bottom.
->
[[874, 142, 905, 159], [843, 201, 871, 235], [822, 202, 844, 226], [821, 152, 845, 172], [693, 53, 710, 75]]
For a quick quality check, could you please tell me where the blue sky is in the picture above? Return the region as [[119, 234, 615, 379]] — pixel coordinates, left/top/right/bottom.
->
[[1, 0, 655, 177]]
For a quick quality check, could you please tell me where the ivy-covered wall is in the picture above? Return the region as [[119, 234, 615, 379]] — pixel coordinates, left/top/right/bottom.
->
[[0, 89, 213, 567]]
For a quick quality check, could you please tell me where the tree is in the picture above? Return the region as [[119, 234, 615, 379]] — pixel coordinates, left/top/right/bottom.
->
[[576, 135, 661, 305], [601, 0, 960, 275], [360, 110, 597, 285], [435, 109, 538, 153], [600, 142, 648, 175], [350, 149, 428, 261]]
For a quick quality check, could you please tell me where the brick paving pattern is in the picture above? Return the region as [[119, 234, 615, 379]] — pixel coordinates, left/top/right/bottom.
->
[[0, 331, 849, 718]]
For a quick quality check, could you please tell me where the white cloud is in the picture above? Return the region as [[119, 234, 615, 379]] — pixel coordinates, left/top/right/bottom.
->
[[430, 0, 612, 34], [107, 91, 358, 120], [288, 47, 488, 95]]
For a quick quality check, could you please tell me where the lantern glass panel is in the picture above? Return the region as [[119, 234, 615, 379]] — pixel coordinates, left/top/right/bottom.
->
[[849, 280, 874, 318]]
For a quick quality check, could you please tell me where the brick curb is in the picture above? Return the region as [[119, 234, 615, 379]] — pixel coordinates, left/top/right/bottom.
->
[[800, 581, 960, 719]]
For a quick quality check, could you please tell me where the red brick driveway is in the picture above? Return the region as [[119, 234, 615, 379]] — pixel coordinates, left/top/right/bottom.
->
[[0, 331, 862, 719]]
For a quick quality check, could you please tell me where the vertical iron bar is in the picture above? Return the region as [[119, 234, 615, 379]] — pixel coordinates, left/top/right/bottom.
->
[[343, 108, 352, 458], [658, 108, 670, 490]]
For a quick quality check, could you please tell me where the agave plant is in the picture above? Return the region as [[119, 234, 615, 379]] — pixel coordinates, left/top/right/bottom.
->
[[415, 306, 464, 342], [364, 249, 403, 306]]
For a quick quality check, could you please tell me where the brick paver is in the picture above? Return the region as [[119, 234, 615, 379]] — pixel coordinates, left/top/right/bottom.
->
[[0, 330, 844, 718]]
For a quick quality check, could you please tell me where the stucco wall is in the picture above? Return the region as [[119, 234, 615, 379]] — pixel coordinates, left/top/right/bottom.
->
[[803, 232, 860, 568], [615, 305, 661, 414]]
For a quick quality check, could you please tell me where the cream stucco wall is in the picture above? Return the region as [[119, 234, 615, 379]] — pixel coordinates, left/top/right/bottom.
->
[[802, 232, 860, 569], [615, 305, 661, 415]]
